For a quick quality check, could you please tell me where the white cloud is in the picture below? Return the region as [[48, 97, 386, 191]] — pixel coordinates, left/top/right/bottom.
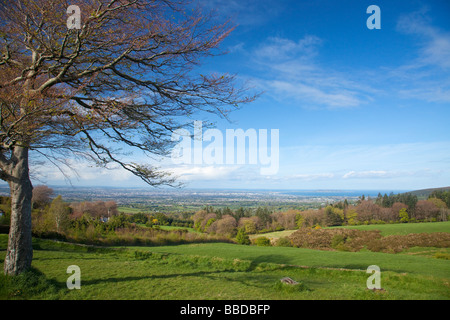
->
[[389, 9, 450, 103], [342, 170, 390, 179], [279, 141, 450, 189], [254, 36, 322, 62], [32, 160, 136, 185], [397, 9, 450, 69], [167, 165, 241, 181], [290, 173, 336, 181], [268, 80, 363, 108], [250, 35, 374, 109], [247, 10, 450, 108]]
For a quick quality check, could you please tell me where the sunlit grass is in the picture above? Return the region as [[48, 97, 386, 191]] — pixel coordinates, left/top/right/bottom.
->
[[1, 227, 449, 300]]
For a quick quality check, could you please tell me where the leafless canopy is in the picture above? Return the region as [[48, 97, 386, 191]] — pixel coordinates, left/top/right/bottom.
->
[[0, 0, 256, 186]]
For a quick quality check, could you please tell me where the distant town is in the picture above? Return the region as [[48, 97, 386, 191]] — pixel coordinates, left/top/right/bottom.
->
[[0, 185, 404, 214]]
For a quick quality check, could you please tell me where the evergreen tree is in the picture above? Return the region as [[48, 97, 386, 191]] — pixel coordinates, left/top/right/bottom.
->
[[235, 228, 250, 245], [324, 206, 343, 227]]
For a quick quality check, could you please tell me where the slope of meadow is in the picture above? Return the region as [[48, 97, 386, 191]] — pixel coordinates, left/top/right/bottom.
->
[[0, 222, 449, 300]]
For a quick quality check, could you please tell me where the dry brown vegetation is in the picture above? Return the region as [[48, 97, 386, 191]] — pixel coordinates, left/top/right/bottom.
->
[[289, 228, 450, 253], [366, 232, 450, 253]]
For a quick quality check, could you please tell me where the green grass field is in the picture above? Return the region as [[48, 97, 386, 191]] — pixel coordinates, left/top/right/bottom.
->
[[0, 221, 449, 300], [157, 225, 199, 233], [141, 242, 450, 279], [117, 206, 150, 214]]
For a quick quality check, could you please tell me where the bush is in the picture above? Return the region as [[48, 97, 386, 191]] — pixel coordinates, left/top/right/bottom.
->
[[399, 208, 409, 223], [274, 237, 292, 247], [32, 230, 67, 241], [330, 234, 346, 250], [434, 252, 450, 260], [366, 232, 450, 253], [235, 228, 251, 245], [289, 228, 450, 254], [253, 236, 271, 246], [289, 228, 381, 251]]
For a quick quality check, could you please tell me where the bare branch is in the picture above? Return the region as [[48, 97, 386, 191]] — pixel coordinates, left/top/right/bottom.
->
[[0, 0, 258, 186]]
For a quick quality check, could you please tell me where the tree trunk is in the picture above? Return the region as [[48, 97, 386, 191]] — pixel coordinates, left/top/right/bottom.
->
[[4, 146, 33, 275]]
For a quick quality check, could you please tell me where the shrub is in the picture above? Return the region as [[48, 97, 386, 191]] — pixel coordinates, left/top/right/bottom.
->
[[32, 230, 67, 241], [253, 236, 271, 246], [289, 228, 381, 251], [274, 237, 292, 247], [399, 208, 409, 223], [235, 228, 251, 245], [133, 250, 153, 260], [330, 234, 346, 250], [434, 252, 450, 260], [366, 232, 450, 253], [289, 227, 450, 254]]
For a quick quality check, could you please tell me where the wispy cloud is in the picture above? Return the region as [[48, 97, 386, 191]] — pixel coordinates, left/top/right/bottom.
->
[[167, 165, 241, 181], [32, 161, 135, 184], [288, 173, 336, 181], [249, 35, 375, 109], [197, 0, 286, 26], [244, 8, 450, 109], [390, 8, 450, 103], [268, 80, 364, 108], [396, 8, 450, 69], [275, 141, 450, 189], [254, 36, 322, 62]]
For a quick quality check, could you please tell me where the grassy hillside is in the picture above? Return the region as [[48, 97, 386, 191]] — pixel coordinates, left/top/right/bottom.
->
[[404, 186, 450, 199], [144, 242, 450, 279], [1, 225, 449, 300]]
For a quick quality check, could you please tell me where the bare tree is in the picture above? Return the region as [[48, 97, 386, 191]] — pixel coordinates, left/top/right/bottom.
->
[[414, 200, 440, 221], [48, 195, 70, 233], [104, 201, 118, 217], [0, 0, 256, 275], [32, 185, 54, 208]]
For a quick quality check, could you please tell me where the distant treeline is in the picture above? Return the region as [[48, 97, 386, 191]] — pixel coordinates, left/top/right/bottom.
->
[[192, 191, 450, 237], [0, 186, 448, 245]]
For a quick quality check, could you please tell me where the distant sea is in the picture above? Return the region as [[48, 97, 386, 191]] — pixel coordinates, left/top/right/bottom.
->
[[279, 190, 407, 198], [0, 184, 407, 198]]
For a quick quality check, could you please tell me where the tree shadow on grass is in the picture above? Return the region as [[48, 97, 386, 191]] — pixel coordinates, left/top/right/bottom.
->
[[70, 254, 295, 288], [1, 267, 67, 299], [78, 269, 242, 287]]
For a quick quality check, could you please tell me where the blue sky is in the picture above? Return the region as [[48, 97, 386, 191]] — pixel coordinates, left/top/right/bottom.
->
[[31, 0, 450, 191]]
